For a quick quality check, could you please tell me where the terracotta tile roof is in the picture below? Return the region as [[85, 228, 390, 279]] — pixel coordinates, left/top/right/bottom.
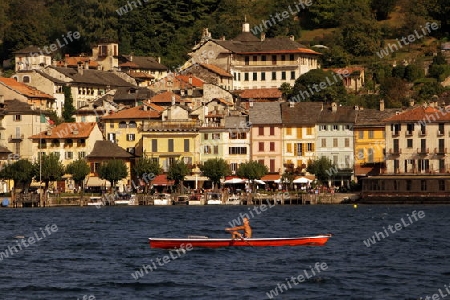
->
[[239, 88, 282, 100], [119, 61, 140, 68], [150, 91, 182, 103], [4, 99, 46, 115], [0, 77, 54, 99], [127, 71, 154, 79], [101, 104, 162, 120], [29, 122, 97, 139], [199, 64, 232, 77], [175, 75, 204, 88], [281, 102, 324, 125], [56, 56, 99, 68], [249, 102, 282, 124], [326, 66, 364, 75], [261, 174, 280, 181], [383, 105, 450, 122], [87, 140, 134, 159]]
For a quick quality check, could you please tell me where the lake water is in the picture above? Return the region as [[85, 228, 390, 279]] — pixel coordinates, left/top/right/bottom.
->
[[0, 204, 449, 300]]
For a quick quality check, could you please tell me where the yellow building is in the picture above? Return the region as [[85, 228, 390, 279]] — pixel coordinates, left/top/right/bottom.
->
[[354, 103, 398, 180], [101, 102, 164, 155]]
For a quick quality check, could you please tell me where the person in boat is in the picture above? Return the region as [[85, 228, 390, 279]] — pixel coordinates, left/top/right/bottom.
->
[[225, 217, 252, 239]]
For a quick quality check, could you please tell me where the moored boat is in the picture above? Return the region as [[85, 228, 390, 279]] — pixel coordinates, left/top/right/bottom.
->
[[187, 194, 205, 205], [174, 195, 189, 205], [206, 192, 222, 205], [149, 234, 332, 249], [153, 193, 172, 205], [225, 194, 241, 205]]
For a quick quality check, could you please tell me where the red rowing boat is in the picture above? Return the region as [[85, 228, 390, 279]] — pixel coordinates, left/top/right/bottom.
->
[[148, 234, 332, 249]]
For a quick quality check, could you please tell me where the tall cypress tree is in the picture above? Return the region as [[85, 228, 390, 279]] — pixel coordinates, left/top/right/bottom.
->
[[62, 86, 76, 123]]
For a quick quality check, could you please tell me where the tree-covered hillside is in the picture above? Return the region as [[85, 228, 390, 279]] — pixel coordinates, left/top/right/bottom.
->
[[0, 0, 448, 69]]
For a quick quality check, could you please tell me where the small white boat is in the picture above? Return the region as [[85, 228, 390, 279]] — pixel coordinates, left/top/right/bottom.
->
[[114, 194, 137, 206], [188, 194, 205, 205], [153, 193, 172, 205], [225, 194, 241, 205], [87, 196, 103, 206], [174, 195, 189, 205], [206, 192, 222, 205]]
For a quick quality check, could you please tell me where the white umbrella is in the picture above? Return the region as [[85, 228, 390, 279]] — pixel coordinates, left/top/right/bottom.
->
[[253, 179, 266, 185], [224, 178, 246, 184], [293, 177, 312, 184]]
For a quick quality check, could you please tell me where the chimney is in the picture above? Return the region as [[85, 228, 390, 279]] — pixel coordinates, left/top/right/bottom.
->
[[171, 95, 176, 105], [242, 23, 250, 33], [379, 99, 385, 111], [289, 101, 294, 108], [409, 99, 415, 107], [129, 55, 133, 62], [189, 75, 193, 85], [289, 35, 295, 41], [221, 36, 226, 41], [331, 102, 337, 112], [261, 32, 266, 42], [157, 56, 161, 63], [0, 95, 4, 104], [77, 62, 83, 75], [84, 60, 89, 69]]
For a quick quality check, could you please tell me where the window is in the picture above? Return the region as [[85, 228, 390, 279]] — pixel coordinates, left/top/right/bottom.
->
[[262, 55, 266, 62], [261, 72, 266, 81], [281, 72, 286, 80], [152, 139, 158, 152], [253, 73, 257, 81], [65, 139, 73, 148], [321, 139, 326, 148], [259, 142, 264, 152], [126, 134, 135, 141], [319, 125, 327, 131], [78, 139, 86, 147], [306, 127, 312, 135], [368, 130, 374, 139], [129, 121, 137, 128], [359, 131, 364, 139], [110, 122, 114, 128], [421, 180, 427, 191], [65, 152, 73, 160], [127, 147, 135, 154], [245, 56, 250, 65], [332, 125, 339, 131], [270, 159, 275, 173], [230, 132, 247, 139], [333, 138, 338, 147], [168, 139, 174, 152], [307, 143, 313, 151], [78, 152, 86, 159], [290, 71, 296, 80], [406, 180, 412, 191], [287, 143, 292, 152], [271, 72, 277, 80], [289, 54, 295, 61], [258, 127, 264, 136], [51, 139, 60, 147], [270, 142, 275, 151], [108, 133, 116, 143], [14, 115, 21, 121], [204, 146, 211, 154], [272, 55, 277, 65], [23, 76, 30, 83], [244, 73, 249, 81], [253, 56, 257, 62], [345, 138, 349, 147], [229, 147, 247, 155], [439, 180, 445, 191], [281, 55, 286, 61], [212, 133, 220, 139], [184, 139, 190, 152], [213, 146, 218, 154], [230, 163, 238, 173], [204, 133, 208, 140], [407, 139, 413, 148], [269, 126, 275, 135], [119, 121, 127, 128]]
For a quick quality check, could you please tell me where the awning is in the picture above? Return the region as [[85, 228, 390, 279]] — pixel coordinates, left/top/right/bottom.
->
[[152, 175, 175, 186], [293, 176, 312, 184], [184, 175, 210, 181], [261, 174, 281, 182], [224, 178, 246, 184], [86, 177, 111, 187]]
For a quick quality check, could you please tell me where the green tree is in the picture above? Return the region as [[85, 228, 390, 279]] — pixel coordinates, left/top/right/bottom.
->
[[0, 159, 34, 192], [291, 69, 347, 103], [236, 161, 268, 191], [200, 158, 230, 190], [371, 0, 398, 20], [65, 159, 90, 192], [279, 82, 293, 100], [404, 64, 425, 82], [306, 157, 336, 184], [98, 159, 128, 190], [62, 86, 76, 123], [34, 153, 65, 191], [167, 159, 190, 193], [133, 156, 162, 192], [379, 77, 409, 108]]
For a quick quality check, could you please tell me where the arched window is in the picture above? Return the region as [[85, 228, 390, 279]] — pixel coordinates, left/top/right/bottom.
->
[[119, 121, 127, 128], [128, 121, 137, 128]]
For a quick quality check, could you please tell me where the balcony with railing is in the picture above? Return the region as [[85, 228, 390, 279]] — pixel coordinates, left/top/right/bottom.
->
[[8, 134, 24, 142], [417, 147, 429, 155], [141, 120, 201, 131], [434, 147, 447, 155], [389, 148, 402, 155]]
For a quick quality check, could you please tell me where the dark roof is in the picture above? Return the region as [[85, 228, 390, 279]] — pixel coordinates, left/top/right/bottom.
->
[[280, 102, 324, 125], [249, 102, 282, 124], [355, 108, 400, 127], [35, 70, 67, 84], [214, 34, 319, 55], [113, 87, 156, 102], [224, 115, 249, 129], [0, 146, 12, 154], [14, 45, 50, 55], [317, 104, 356, 123], [120, 56, 168, 71], [86, 140, 134, 159], [50, 66, 135, 87], [4, 99, 49, 116]]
